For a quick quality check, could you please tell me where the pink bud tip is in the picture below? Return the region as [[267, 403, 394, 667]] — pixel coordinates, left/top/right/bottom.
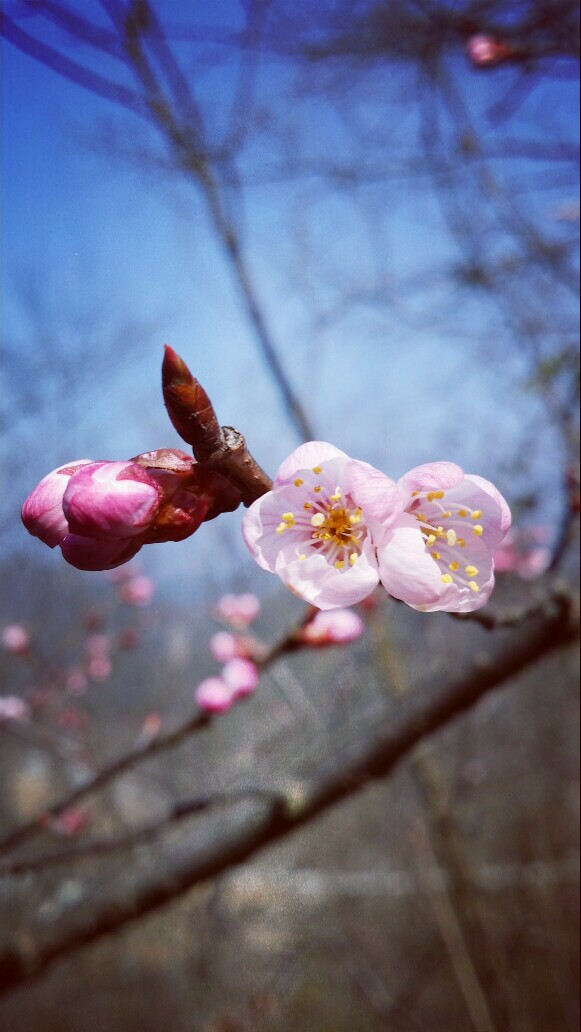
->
[[119, 575, 156, 606], [0, 696, 31, 722]]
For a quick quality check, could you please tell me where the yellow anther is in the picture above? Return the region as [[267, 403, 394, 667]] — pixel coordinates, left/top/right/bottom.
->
[[294, 478, 304, 488], [276, 523, 287, 535], [323, 533, 332, 541], [458, 509, 468, 518], [441, 574, 453, 584], [470, 510, 482, 520], [411, 490, 421, 497], [457, 538, 466, 548], [437, 527, 444, 534], [304, 502, 312, 510], [433, 490, 445, 499], [426, 534, 437, 546], [449, 561, 460, 571], [465, 565, 479, 577], [330, 487, 342, 501], [335, 560, 345, 570], [299, 554, 307, 561], [349, 553, 358, 566], [312, 465, 323, 475], [442, 511, 451, 519], [282, 512, 295, 524], [468, 581, 480, 593], [426, 492, 435, 502], [349, 508, 363, 526], [446, 529, 457, 546], [311, 513, 325, 528], [473, 525, 484, 537], [314, 486, 322, 493], [432, 552, 441, 560]]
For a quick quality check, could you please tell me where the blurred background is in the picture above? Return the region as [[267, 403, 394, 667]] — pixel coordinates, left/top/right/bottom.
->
[[1, 1, 579, 1029]]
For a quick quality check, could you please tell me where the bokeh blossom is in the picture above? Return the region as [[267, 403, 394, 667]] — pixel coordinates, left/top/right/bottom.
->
[[301, 609, 365, 646], [1, 624, 31, 655], [213, 593, 261, 628], [467, 34, 514, 67], [243, 444, 510, 614], [0, 696, 31, 722]]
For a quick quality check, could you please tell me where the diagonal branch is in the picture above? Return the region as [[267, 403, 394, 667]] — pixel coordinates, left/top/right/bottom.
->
[[0, 593, 577, 997]]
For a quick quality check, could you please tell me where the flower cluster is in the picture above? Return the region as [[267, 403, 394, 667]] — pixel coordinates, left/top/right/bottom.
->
[[242, 443, 511, 614], [22, 449, 240, 572], [195, 593, 262, 714]]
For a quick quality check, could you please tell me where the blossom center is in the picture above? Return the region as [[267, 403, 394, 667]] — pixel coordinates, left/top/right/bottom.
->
[[408, 489, 485, 593], [275, 468, 367, 571]]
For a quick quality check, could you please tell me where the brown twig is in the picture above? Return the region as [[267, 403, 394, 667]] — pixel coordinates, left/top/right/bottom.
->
[[0, 594, 577, 996]]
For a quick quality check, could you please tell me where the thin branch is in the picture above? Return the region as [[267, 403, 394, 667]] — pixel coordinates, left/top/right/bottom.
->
[[0, 594, 577, 996], [0, 10, 145, 115]]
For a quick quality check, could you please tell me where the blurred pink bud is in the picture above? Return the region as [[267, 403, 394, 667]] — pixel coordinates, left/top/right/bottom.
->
[[195, 676, 236, 714], [57, 708, 87, 731], [49, 807, 88, 837], [88, 656, 112, 682], [493, 528, 550, 580], [467, 34, 513, 68], [66, 668, 88, 696], [214, 593, 261, 628], [21, 460, 92, 547], [222, 658, 259, 698], [63, 461, 162, 540], [0, 696, 31, 722], [86, 634, 111, 657], [1, 624, 30, 655], [301, 609, 365, 646], [210, 632, 240, 663], [119, 575, 156, 606], [119, 628, 140, 650], [142, 712, 162, 739]]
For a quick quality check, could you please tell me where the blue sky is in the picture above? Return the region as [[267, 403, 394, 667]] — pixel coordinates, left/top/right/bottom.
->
[[2, 1, 578, 594]]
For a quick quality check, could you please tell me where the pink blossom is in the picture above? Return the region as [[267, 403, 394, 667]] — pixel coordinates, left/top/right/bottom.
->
[[87, 656, 113, 681], [209, 632, 255, 663], [1, 624, 30, 655], [242, 442, 400, 610], [63, 461, 162, 540], [222, 658, 259, 698], [48, 808, 88, 837], [118, 575, 156, 606], [493, 528, 551, 580], [21, 460, 92, 547], [301, 609, 365, 646], [0, 696, 30, 722], [378, 463, 511, 613], [467, 34, 513, 68], [243, 445, 510, 614], [214, 593, 261, 628], [195, 676, 236, 714]]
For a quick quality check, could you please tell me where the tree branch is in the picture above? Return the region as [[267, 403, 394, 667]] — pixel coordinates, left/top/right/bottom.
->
[[0, 593, 577, 997]]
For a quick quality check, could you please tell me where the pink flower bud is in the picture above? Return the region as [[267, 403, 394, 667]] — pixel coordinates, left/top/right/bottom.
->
[[87, 656, 113, 682], [302, 609, 365, 646], [0, 696, 30, 722], [49, 807, 88, 837], [222, 658, 259, 698], [60, 533, 143, 572], [63, 461, 162, 540], [119, 575, 156, 606], [210, 632, 240, 663], [21, 461, 92, 547], [1, 624, 30, 655], [467, 34, 513, 68], [195, 676, 236, 714], [86, 634, 111, 657], [66, 668, 88, 696], [214, 593, 261, 628]]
